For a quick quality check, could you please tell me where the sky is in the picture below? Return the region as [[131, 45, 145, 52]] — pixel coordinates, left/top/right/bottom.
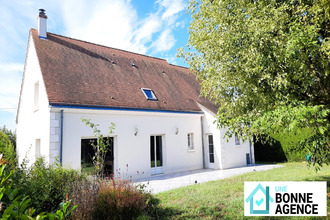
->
[[0, 0, 191, 131]]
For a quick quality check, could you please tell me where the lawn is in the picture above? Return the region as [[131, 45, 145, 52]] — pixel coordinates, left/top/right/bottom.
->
[[154, 163, 330, 219]]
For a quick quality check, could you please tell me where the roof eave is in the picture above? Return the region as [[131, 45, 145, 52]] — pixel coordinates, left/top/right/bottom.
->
[[49, 103, 204, 115]]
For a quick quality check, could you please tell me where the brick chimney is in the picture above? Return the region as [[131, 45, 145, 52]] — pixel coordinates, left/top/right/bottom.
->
[[38, 9, 47, 39]]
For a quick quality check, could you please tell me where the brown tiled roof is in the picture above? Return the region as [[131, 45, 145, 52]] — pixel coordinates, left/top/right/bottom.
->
[[31, 29, 218, 114]]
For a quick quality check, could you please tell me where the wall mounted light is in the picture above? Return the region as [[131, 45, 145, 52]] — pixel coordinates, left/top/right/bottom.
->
[[134, 128, 138, 136], [175, 127, 179, 135]]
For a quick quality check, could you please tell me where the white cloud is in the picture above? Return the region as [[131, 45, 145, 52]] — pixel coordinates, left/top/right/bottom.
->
[[131, 14, 162, 54], [152, 29, 176, 53], [59, 0, 186, 55], [156, 0, 186, 25], [0, 63, 24, 110], [165, 56, 177, 65], [175, 21, 185, 28], [60, 0, 140, 52], [0, 63, 24, 72]]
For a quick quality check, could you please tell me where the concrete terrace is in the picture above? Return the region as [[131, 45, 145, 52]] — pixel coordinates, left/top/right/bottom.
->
[[136, 164, 283, 194]]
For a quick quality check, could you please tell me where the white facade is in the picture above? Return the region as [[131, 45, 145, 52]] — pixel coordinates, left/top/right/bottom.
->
[[16, 35, 51, 166], [51, 108, 204, 179], [200, 105, 254, 170], [16, 32, 254, 180]]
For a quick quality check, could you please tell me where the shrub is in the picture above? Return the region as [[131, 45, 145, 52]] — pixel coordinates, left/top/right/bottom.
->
[[12, 157, 83, 213], [70, 178, 159, 220], [94, 179, 148, 220], [1, 154, 78, 220], [282, 144, 308, 162], [0, 126, 16, 150], [0, 131, 17, 172], [70, 178, 100, 220]]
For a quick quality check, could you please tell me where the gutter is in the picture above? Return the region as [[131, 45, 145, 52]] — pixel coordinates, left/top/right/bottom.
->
[[49, 103, 203, 115], [60, 110, 63, 164]]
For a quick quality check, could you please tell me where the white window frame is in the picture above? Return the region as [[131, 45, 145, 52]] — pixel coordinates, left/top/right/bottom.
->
[[141, 88, 158, 101], [187, 133, 194, 150]]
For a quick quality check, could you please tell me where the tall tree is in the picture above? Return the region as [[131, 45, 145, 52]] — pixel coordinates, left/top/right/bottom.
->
[[180, 0, 330, 166]]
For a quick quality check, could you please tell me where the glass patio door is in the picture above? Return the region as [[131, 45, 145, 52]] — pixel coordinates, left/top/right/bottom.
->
[[150, 135, 163, 175]]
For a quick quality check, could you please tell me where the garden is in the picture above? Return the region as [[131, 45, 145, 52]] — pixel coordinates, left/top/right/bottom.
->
[[0, 126, 160, 220], [1, 126, 329, 219]]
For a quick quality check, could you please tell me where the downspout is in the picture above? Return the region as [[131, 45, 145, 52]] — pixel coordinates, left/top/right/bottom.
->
[[200, 116, 205, 169], [60, 110, 63, 165], [219, 129, 223, 170], [249, 138, 254, 165]]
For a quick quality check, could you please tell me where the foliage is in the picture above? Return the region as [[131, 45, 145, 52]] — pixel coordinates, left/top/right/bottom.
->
[[180, 0, 330, 166], [1, 154, 77, 220], [156, 162, 330, 219], [254, 104, 327, 162], [11, 157, 83, 214], [1, 195, 45, 220], [0, 131, 17, 171], [0, 154, 14, 213], [94, 179, 154, 220], [48, 200, 77, 220], [254, 136, 287, 162], [0, 126, 16, 150], [70, 178, 159, 220], [0, 132, 11, 149], [69, 179, 100, 220], [81, 118, 115, 176]]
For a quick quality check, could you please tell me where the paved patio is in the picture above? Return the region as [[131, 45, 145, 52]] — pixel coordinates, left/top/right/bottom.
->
[[135, 164, 283, 194]]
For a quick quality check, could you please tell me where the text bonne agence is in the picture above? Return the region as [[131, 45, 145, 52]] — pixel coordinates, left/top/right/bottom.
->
[[274, 192, 318, 215]]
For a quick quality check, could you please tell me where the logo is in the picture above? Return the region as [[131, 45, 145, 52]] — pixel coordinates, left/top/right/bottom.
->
[[244, 182, 327, 216], [245, 183, 274, 214]]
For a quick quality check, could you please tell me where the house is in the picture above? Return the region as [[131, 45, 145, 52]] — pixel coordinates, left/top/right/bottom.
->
[[16, 9, 254, 180], [245, 183, 274, 214]]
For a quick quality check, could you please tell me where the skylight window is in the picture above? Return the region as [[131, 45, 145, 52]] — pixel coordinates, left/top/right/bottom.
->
[[141, 88, 157, 101]]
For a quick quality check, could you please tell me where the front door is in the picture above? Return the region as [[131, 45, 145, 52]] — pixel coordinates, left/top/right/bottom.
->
[[207, 134, 215, 168], [150, 135, 163, 175]]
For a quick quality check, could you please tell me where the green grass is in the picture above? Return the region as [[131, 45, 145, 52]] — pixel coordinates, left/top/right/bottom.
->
[[81, 163, 97, 175], [154, 163, 330, 219]]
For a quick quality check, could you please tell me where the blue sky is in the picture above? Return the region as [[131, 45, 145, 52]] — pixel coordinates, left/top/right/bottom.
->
[[0, 0, 191, 131]]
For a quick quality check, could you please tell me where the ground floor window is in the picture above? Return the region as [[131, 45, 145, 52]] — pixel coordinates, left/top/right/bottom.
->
[[187, 133, 194, 150], [235, 134, 241, 145], [35, 139, 40, 159], [81, 137, 113, 175]]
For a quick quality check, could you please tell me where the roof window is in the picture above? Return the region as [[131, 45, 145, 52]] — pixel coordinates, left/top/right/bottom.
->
[[141, 88, 157, 101]]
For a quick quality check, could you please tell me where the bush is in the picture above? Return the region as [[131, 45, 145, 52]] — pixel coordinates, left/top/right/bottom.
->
[[0, 131, 17, 171], [70, 178, 100, 220], [254, 136, 287, 163], [94, 179, 148, 220], [281, 144, 308, 162], [70, 178, 159, 220], [0, 154, 72, 220], [0, 126, 16, 150], [12, 157, 83, 213]]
